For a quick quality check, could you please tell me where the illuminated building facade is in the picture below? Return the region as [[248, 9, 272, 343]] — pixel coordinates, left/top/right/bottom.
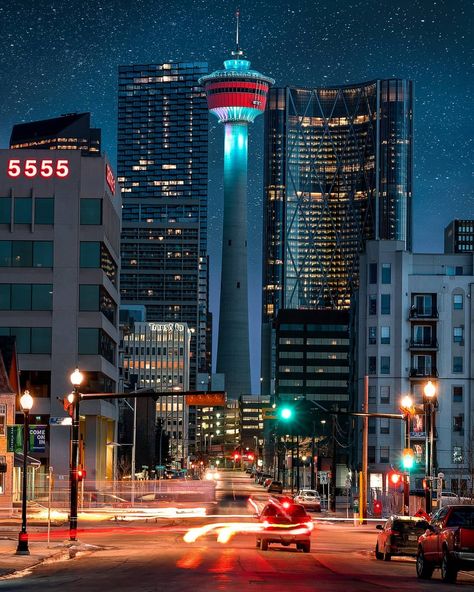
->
[[199, 33, 274, 400], [261, 80, 413, 395], [118, 62, 210, 389], [10, 113, 101, 156], [0, 148, 120, 484], [121, 321, 191, 466]]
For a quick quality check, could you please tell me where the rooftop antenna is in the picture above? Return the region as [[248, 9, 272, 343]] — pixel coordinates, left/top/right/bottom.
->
[[232, 9, 244, 57]]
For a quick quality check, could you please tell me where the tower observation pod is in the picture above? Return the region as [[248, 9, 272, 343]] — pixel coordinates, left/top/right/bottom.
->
[[199, 16, 274, 399]]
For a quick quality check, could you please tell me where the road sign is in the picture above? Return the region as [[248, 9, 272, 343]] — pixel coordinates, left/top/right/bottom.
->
[[49, 417, 72, 426], [319, 471, 328, 484]]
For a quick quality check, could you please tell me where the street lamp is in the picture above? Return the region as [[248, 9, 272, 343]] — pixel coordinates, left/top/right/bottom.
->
[[69, 367, 84, 541], [16, 390, 33, 555], [423, 380, 437, 513]]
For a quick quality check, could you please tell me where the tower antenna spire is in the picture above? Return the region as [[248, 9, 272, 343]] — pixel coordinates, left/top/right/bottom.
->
[[232, 9, 243, 56]]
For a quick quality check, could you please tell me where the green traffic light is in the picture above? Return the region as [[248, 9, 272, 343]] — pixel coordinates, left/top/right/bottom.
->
[[402, 455, 414, 470], [279, 407, 293, 420]]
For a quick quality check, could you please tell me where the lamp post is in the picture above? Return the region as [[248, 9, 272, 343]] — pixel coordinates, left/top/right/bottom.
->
[[423, 380, 437, 513], [69, 367, 84, 541], [400, 395, 414, 515], [16, 390, 33, 555]]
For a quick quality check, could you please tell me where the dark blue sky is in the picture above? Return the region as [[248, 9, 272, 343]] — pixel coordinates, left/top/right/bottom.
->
[[0, 1, 472, 391]]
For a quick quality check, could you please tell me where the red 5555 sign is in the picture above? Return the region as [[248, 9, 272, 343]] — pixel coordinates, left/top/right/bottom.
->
[[7, 158, 69, 179]]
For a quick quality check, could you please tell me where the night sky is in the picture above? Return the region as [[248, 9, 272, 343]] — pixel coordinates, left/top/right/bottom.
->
[[0, 0, 472, 391]]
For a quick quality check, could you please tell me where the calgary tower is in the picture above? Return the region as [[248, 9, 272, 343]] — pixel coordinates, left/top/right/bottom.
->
[[199, 14, 274, 399]]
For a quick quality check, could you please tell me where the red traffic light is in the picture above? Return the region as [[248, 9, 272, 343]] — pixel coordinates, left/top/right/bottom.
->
[[77, 468, 86, 481], [247, 454, 254, 461], [389, 471, 402, 486], [233, 453, 240, 460]]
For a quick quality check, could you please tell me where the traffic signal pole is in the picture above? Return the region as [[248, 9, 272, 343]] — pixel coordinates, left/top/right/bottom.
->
[[361, 375, 368, 524]]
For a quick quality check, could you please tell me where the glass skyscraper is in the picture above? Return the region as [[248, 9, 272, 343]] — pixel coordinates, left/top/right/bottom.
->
[[117, 62, 210, 388], [261, 79, 413, 394]]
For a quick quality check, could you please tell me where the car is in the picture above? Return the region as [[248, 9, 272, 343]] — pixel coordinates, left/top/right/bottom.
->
[[375, 516, 430, 561], [294, 489, 322, 512], [263, 477, 273, 488], [267, 480, 283, 494], [256, 501, 313, 552], [416, 504, 474, 583], [257, 473, 272, 485]]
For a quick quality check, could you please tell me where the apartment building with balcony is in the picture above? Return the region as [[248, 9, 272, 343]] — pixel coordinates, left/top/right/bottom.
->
[[357, 239, 474, 494]]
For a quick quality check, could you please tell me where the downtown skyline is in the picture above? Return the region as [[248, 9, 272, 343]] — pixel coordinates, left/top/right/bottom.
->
[[0, 0, 471, 391]]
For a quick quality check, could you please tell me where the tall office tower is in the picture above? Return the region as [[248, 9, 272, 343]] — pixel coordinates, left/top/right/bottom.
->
[[261, 80, 413, 395], [444, 219, 474, 253], [199, 25, 274, 400], [0, 148, 121, 482], [10, 113, 101, 155], [118, 62, 210, 389]]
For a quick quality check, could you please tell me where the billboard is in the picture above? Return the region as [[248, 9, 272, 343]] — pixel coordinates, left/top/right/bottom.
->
[[186, 393, 226, 407]]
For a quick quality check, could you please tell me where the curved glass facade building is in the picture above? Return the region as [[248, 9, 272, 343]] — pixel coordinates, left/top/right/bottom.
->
[[261, 79, 413, 393]]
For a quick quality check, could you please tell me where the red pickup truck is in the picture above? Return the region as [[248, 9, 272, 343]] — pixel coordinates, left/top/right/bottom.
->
[[416, 504, 474, 583]]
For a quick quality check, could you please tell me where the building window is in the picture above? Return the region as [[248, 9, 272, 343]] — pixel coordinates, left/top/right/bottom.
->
[[453, 386, 463, 403], [380, 356, 390, 374], [368, 385, 376, 404], [0, 327, 51, 353], [368, 327, 376, 345], [453, 356, 463, 373], [453, 294, 463, 310], [369, 295, 377, 315], [368, 446, 376, 464], [453, 327, 464, 344], [413, 325, 432, 345], [369, 263, 377, 284], [413, 354, 433, 376], [80, 199, 102, 225], [80, 242, 101, 267], [0, 198, 11, 223], [381, 263, 391, 284], [452, 446, 463, 464], [380, 386, 390, 404], [14, 198, 32, 224], [368, 418, 376, 434], [0, 284, 52, 310], [368, 356, 376, 375], [0, 404, 6, 436], [453, 415, 463, 433], [35, 198, 54, 224], [381, 294, 391, 315], [412, 294, 433, 317], [380, 326, 390, 344], [78, 328, 115, 364], [380, 418, 390, 434], [380, 447, 390, 463]]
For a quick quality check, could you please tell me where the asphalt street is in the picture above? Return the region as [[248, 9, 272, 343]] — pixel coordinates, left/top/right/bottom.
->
[[0, 471, 472, 591]]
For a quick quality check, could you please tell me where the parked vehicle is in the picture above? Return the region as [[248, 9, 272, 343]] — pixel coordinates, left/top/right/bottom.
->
[[294, 490, 322, 512], [267, 480, 283, 494], [256, 501, 313, 552], [263, 478, 273, 488], [416, 504, 474, 583], [375, 516, 430, 560]]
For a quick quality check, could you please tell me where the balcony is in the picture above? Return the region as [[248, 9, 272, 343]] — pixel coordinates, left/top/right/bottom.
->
[[409, 367, 438, 378], [409, 339, 439, 350], [409, 307, 439, 320]]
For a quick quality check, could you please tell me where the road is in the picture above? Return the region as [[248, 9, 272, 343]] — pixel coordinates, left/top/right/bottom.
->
[[1, 471, 473, 591]]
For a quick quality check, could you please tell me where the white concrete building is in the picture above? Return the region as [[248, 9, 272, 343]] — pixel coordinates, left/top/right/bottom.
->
[[358, 240, 474, 495]]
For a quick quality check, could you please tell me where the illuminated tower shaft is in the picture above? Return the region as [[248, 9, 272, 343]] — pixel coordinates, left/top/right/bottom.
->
[[200, 57, 274, 399]]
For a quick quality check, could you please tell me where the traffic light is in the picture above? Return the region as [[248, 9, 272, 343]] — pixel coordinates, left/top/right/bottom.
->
[[278, 406, 293, 421], [233, 452, 240, 461], [77, 467, 86, 482], [402, 448, 414, 470], [247, 453, 254, 461], [389, 470, 402, 487]]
